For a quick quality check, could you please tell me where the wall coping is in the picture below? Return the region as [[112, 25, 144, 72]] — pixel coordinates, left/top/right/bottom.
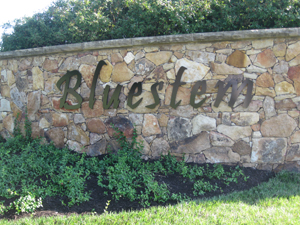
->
[[0, 27, 300, 59]]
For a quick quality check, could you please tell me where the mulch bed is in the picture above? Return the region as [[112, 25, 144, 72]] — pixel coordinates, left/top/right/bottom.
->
[[0, 159, 275, 221]]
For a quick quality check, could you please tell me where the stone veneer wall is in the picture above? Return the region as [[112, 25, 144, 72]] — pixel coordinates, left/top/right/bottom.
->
[[1, 28, 300, 172]]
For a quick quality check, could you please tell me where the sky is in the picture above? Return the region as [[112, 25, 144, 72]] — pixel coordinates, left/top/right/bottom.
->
[[0, 0, 56, 40]]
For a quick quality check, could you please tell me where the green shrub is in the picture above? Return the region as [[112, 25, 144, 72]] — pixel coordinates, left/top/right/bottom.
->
[[1, 0, 300, 51]]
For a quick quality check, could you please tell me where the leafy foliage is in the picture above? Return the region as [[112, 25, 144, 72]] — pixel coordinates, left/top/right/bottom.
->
[[1, 0, 300, 51]]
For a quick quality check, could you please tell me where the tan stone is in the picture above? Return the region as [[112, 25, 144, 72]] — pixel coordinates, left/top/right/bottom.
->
[[273, 43, 286, 57], [231, 112, 259, 126], [291, 131, 300, 144], [87, 118, 106, 134], [27, 91, 41, 120], [82, 100, 104, 118], [79, 55, 97, 65], [67, 140, 83, 153], [231, 41, 251, 49], [252, 39, 273, 49], [175, 58, 210, 82], [158, 114, 169, 127], [32, 67, 44, 90], [151, 138, 170, 158], [261, 114, 297, 137], [43, 59, 58, 71], [211, 62, 243, 75], [203, 147, 240, 163], [226, 50, 251, 68], [59, 57, 80, 71], [142, 114, 161, 136], [31, 122, 44, 139], [169, 105, 198, 118], [68, 123, 90, 146], [217, 125, 252, 140], [212, 101, 232, 112], [185, 51, 215, 64], [111, 62, 134, 82], [275, 81, 295, 95], [45, 128, 65, 148], [286, 41, 300, 61], [45, 77, 60, 94], [3, 114, 14, 134], [99, 60, 113, 83], [289, 55, 300, 67], [7, 70, 15, 86], [255, 87, 276, 97], [52, 113, 69, 127], [136, 135, 151, 155], [254, 49, 276, 68], [186, 43, 212, 50], [165, 85, 191, 106], [1, 85, 10, 98], [256, 72, 274, 88], [111, 53, 123, 63], [39, 118, 50, 129], [79, 64, 96, 88], [146, 51, 172, 66]]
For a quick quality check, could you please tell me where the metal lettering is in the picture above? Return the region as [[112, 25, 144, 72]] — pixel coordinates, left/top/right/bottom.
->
[[190, 80, 207, 108], [170, 66, 186, 109], [102, 84, 122, 109], [146, 82, 163, 109], [127, 82, 143, 109]]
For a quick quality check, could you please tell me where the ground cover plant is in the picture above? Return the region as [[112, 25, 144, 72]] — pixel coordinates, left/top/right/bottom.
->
[[0, 116, 275, 221]]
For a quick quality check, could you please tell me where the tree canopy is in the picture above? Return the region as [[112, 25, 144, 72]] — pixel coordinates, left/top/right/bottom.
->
[[1, 0, 300, 52]]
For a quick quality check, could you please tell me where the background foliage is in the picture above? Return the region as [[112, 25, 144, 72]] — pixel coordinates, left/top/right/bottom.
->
[[1, 0, 300, 51]]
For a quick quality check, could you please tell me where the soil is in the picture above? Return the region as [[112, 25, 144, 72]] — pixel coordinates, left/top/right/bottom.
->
[[0, 156, 275, 221]]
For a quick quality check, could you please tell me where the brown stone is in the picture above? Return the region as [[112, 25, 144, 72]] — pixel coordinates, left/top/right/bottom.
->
[[256, 72, 274, 88], [254, 49, 276, 68], [142, 114, 161, 137], [52, 97, 80, 113], [79, 64, 96, 88], [146, 51, 172, 66], [27, 91, 41, 120], [261, 114, 297, 137], [287, 65, 300, 82], [170, 132, 211, 154], [19, 58, 32, 71], [45, 128, 65, 148], [275, 99, 297, 110], [67, 123, 90, 146], [226, 50, 251, 68], [52, 113, 69, 127], [31, 122, 44, 138], [165, 85, 191, 106], [105, 116, 134, 138], [87, 118, 106, 134], [111, 62, 134, 82], [251, 124, 260, 131], [43, 59, 58, 71], [82, 100, 104, 118]]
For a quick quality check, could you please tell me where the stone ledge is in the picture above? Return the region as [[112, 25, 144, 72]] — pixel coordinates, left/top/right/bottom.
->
[[0, 27, 299, 59]]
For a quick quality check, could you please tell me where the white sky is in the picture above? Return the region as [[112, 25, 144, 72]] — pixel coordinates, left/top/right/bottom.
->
[[0, 0, 56, 40]]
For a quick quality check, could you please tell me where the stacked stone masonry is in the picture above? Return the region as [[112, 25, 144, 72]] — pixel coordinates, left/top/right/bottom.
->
[[1, 28, 300, 172]]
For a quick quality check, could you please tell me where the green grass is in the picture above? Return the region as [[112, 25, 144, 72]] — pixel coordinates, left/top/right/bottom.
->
[[1, 171, 299, 224]]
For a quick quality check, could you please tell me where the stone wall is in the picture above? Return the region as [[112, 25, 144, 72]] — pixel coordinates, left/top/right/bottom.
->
[[1, 28, 300, 172]]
